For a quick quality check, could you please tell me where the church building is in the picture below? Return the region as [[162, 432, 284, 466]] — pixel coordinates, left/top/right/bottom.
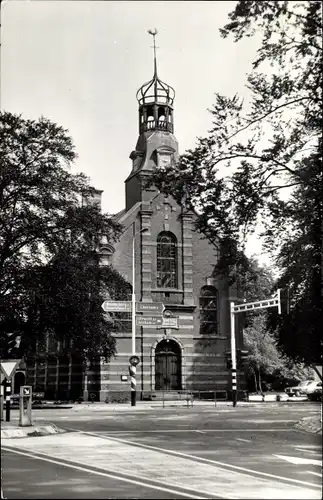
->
[[18, 32, 244, 403], [95, 31, 243, 402]]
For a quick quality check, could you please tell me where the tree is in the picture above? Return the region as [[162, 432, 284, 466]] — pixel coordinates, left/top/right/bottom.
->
[[150, 1, 322, 365], [0, 111, 130, 361], [243, 314, 312, 393]]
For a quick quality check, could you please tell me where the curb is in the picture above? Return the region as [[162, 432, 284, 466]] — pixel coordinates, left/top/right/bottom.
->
[[294, 415, 322, 434], [1, 423, 65, 439]]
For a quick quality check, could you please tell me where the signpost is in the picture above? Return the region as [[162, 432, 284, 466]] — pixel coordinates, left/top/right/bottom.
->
[[0, 359, 21, 422], [136, 316, 163, 327], [162, 316, 179, 329], [101, 301, 132, 312], [0, 359, 21, 381], [230, 290, 281, 407], [136, 302, 164, 314], [101, 298, 183, 408], [19, 385, 33, 427]]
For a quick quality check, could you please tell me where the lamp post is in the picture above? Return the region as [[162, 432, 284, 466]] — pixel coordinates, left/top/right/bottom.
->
[[131, 223, 148, 406]]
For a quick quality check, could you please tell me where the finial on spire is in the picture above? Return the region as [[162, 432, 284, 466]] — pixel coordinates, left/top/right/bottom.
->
[[148, 28, 158, 76]]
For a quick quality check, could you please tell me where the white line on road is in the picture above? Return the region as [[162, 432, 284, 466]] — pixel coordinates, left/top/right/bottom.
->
[[68, 428, 321, 489], [307, 471, 322, 478], [274, 455, 322, 466], [292, 445, 322, 449], [236, 438, 251, 443], [1, 447, 213, 500], [195, 431, 206, 434], [295, 448, 321, 455], [84, 429, 294, 433]]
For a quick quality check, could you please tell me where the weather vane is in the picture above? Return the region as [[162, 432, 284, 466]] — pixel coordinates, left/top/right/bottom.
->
[[148, 29, 159, 75]]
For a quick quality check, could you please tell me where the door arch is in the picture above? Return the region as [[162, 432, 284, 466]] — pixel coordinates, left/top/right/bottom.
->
[[155, 339, 181, 391]]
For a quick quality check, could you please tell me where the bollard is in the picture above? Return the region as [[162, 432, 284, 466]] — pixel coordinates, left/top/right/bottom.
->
[[5, 381, 11, 422], [19, 386, 33, 427]]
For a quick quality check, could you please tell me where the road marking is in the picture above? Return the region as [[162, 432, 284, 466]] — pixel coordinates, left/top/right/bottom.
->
[[236, 438, 250, 442], [292, 445, 322, 450], [274, 455, 322, 466], [1, 447, 214, 500], [195, 430, 206, 434], [82, 429, 294, 433], [295, 448, 321, 455], [67, 428, 321, 489], [307, 471, 322, 478]]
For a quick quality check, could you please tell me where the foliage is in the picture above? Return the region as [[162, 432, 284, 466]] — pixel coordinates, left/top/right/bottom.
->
[[149, 1, 322, 364], [238, 256, 274, 302], [0, 111, 130, 361], [243, 314, 312, 392]]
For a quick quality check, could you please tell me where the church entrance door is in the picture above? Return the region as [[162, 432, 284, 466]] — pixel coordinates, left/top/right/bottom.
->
[[155, 339, 181, 390]]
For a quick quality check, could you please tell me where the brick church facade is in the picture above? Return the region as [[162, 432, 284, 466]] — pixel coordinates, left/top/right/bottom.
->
[[16, 34, 244, 402], [96, 35, 243, 402]]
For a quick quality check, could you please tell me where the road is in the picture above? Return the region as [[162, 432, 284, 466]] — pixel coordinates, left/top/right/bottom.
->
[[1, 403, 322, 499]]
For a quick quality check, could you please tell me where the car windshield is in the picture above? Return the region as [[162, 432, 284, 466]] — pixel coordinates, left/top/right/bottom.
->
[[299, 381, 312, 387]]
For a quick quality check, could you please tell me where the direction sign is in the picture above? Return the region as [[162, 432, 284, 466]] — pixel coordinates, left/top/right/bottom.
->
[[0, 359, 21, 380], [136, 302, 164, 314], [23, 387, 31, 396], [162, 316, 179, 329], [101, 301, 132, 312], [136, 316, 163, 327]]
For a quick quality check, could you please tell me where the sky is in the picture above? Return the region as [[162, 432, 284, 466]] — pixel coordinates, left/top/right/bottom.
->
[[1, 0, 271, 266]]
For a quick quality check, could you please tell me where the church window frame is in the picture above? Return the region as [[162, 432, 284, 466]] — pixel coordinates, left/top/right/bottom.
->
[[199, 286, 218, 335], [156, 231, 178, 289]]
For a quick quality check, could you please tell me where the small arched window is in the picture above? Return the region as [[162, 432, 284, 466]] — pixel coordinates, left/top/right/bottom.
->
[[157, 232, 177, 288], [199, 286, 218, 334]]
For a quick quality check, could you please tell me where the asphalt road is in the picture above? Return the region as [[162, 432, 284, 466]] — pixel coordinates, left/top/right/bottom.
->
[[2, 403, 322, 499]]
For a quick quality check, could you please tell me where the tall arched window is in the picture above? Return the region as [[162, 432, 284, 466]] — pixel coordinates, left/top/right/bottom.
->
[[157, 232, 177, 288], [199, 286, 218, 334]]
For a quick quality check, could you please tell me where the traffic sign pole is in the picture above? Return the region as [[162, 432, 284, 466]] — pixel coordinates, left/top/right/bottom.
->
[[230, 303, 237, 408], [5, 379, 11, 422], [131, 225, 136, 406], [230, 290, 282, 407]]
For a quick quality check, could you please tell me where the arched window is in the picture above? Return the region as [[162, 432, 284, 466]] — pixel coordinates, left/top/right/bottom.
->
[[199, 286, 218, 334], [157, 232, 177, 288]]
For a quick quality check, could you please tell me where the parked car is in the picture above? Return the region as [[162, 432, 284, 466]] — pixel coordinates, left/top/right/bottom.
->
[[285, 380, 318, 397], [307, 381, 322, 401]]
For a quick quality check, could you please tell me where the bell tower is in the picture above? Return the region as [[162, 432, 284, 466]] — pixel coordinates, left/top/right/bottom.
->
[[125, 29, 179, 211]]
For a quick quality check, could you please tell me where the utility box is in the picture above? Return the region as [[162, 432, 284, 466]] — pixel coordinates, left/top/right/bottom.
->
[[19, 385, 33, 427]]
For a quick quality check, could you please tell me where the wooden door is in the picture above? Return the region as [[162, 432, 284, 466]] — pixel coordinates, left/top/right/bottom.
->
[[155, 340, 181, 390]]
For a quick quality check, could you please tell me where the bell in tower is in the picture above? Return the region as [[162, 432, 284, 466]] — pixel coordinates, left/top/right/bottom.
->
[[125, 29, 179, 211]]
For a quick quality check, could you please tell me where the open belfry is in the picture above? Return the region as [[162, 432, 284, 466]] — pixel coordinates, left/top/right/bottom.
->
[[96, 30, 243, 402]]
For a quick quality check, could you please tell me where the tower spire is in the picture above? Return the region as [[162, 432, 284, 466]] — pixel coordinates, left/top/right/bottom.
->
[[148, 28, 158, 77]]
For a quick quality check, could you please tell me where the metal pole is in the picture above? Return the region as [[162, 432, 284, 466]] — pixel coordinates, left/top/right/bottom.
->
[[230, 302, 237, 408], [277, 288, 281, 315], [131, 223, 136, 407]]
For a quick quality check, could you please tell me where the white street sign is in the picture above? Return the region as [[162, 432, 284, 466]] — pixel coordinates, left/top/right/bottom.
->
[[101, 301, 132, 312], [162, 316, 179, 329], [0, 359, 21, 380]]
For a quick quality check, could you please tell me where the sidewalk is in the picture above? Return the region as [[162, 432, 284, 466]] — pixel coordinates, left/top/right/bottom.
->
[[2, 431, 320, 499]]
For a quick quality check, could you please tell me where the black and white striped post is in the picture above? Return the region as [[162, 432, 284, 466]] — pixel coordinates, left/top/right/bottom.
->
[[230, 302, 237, 407], [129, 355, 140, 406], [129, 363, 136, 405]]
